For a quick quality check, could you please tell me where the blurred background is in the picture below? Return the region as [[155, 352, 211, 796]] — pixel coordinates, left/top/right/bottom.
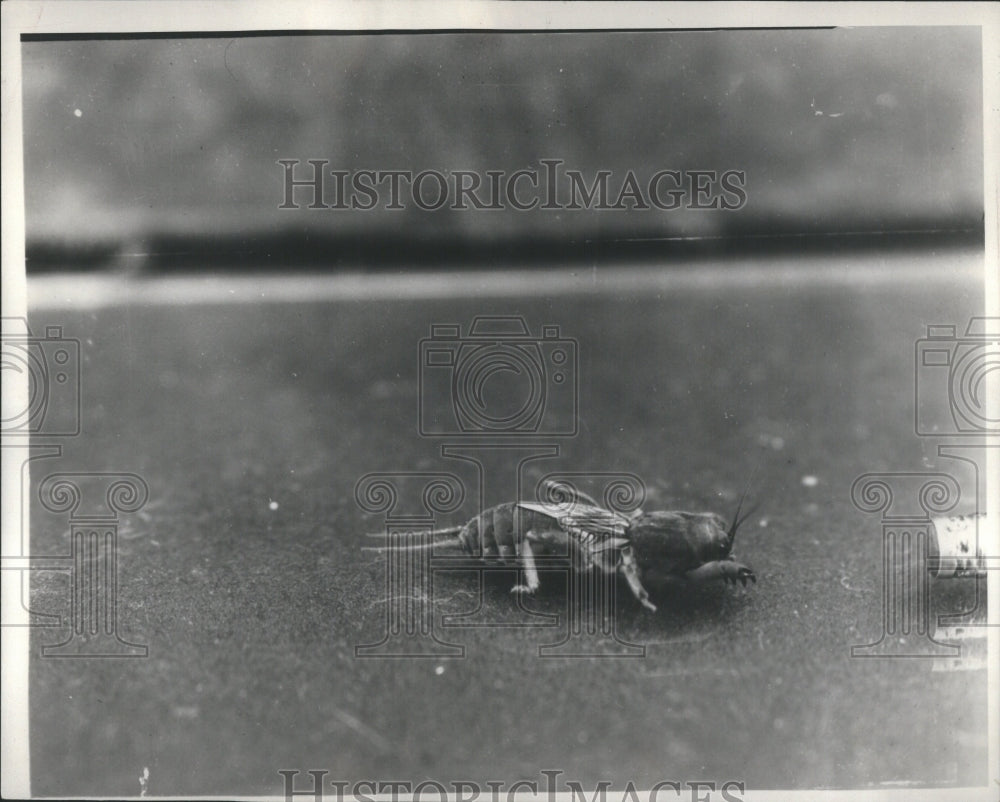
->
[[22, 27, 983, 269]]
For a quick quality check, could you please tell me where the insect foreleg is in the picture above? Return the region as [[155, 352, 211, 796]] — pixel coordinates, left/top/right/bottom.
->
[[685, 560, 756, 586], [619, 546, 657, 612]]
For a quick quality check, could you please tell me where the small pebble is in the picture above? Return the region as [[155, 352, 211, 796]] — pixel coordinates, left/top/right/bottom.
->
[[801, 475, 818, 487], [434, 665, 445, 676], [268, 500, 279, 511]]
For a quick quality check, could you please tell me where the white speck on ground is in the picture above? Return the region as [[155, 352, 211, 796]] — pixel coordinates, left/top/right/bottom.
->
[[74, 108, 82, 117], [434, 665, 445, 675], [757, 432, 786, 450], [269, 500, 279, 511], [801, 475, 818, 487]]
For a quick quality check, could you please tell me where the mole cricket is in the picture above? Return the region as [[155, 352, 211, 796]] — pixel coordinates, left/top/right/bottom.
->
[[365, 481, 757, 613]]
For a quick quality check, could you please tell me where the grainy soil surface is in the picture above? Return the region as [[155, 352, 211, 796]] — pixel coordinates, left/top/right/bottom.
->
[[27, 255, 987, 796]]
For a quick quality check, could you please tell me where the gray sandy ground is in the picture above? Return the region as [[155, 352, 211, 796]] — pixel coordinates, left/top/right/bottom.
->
[[27, 256, 987, 795]]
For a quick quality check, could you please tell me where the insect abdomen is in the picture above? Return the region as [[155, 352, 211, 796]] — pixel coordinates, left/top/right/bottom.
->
[[457, 502, 552, 561]]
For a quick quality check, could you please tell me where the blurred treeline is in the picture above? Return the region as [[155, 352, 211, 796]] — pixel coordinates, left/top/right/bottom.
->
[[21, 28, 983, 268]]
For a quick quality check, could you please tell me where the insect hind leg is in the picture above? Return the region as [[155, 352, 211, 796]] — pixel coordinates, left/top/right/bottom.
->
[[511, 537, 541, 595]]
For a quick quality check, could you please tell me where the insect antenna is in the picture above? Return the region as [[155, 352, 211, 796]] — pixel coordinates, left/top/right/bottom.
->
[[728, 498, 760, 546], [728, 467, 763, 547]]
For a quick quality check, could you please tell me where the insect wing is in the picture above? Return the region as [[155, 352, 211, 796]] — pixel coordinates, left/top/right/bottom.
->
[[517, 501, 631, 536]]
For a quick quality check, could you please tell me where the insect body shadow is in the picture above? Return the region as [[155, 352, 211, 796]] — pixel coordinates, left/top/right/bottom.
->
[[431, 564, 742, 633]]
